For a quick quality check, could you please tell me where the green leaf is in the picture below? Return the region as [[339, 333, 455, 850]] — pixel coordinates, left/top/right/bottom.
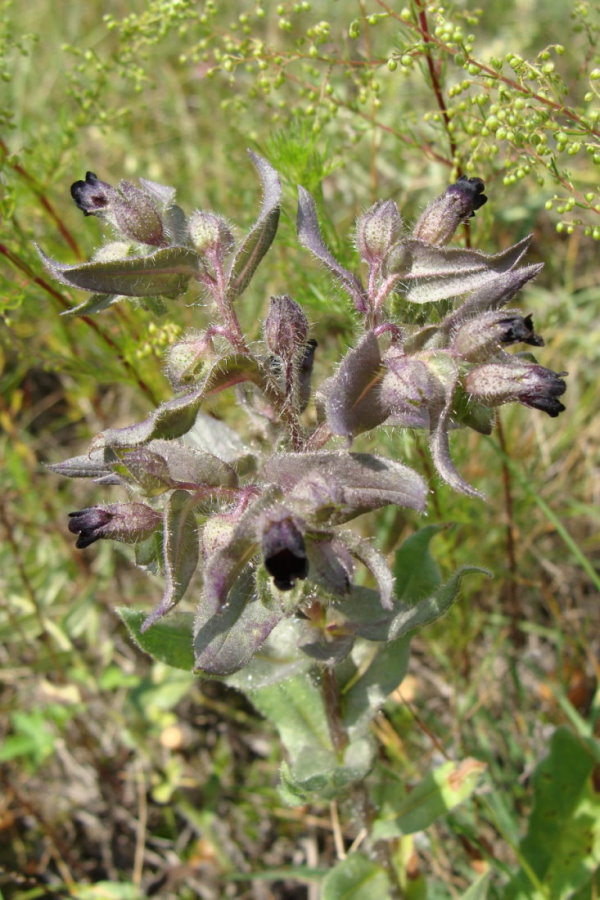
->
[[335, 527, 488, 643], [38, 244, 199, 298], [372, 758, 487, 840], [504, 727, 600, 899], [321, 853, 390, 900], [462, 871, 492, 900], [118, 609, 194, 670], [341, 635, 411, 738], [224, 618, 314, 690], [244, 663, 375, 800], [141, 490, 199, 631], [226, 151, 281, 301], [60, 292, 124, 317]]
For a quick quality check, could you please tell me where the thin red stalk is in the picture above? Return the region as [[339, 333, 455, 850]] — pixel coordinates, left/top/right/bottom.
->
[[1, 243, 158, 404], [0, 139, 82, 258]]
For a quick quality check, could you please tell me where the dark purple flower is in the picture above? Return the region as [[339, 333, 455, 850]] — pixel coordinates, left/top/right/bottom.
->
[[68, 503, 161, 549], [71, 172, 114, 216], [466, 361, 567, 417], [261, 514, 308, 591]]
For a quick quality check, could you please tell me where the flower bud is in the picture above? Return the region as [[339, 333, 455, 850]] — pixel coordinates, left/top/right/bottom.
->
[[412, 176, 487, 246], [452, 311, 544, 362], [465, 361, 567, 417], [263, 295, 309, 360], [165, 330, 213, 389], [188, 210, 235, 257], [112, 181, 167, 247], [261, 510, 308, 591], [68, 503, 161, 549], [356, 199, 402, 263], [380, 351, 447, 428]]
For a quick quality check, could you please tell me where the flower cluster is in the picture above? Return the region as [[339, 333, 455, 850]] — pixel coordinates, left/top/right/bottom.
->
[[42, 156, 566, 674]]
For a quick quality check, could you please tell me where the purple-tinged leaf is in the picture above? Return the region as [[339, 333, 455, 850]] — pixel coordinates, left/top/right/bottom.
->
[[398, 236, 532, 303], [194, 567, 283, 676], [261, 451, 427, 523], [141, 490, 199, 631], [425, 355, 485, 499], [94, 355, 266, 449], [226, 152, 281, 302], [46, 447, 116, 480], [118, 440, 237, 495], [340, 531, 395, 610], [37, 244, 199, 299], [297, 186, 368, 312], [451, 263, 543, 318], [324, 331, 387, 440], [305, 536, 353, 597]]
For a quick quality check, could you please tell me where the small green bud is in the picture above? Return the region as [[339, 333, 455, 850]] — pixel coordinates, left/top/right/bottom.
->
[[188, 210, 235, 257], [356, 199, 402, 263]]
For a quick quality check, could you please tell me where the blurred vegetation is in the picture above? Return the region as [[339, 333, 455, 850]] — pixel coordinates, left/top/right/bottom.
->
[[1, 0, 598, 897]]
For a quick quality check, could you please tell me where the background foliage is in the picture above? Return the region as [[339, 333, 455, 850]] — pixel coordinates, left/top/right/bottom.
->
[[1, 0, 598, 897]]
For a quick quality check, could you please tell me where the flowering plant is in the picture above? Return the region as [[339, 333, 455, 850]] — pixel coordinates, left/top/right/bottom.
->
[[41, 154, 565, 807]]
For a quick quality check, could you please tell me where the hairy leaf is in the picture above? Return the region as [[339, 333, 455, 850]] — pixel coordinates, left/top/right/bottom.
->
[[119, 609, 194, 670], [262, 450, 427, 524], [324, 332, 388, 440], [297, 186, 368, 311], [95, 356, 266, 449], [226, 152, 281, 301], [399, 236, 532, 303], [193, 567, 283, 676], [141, 490, 199, 631], [38, 245, 199, 298]]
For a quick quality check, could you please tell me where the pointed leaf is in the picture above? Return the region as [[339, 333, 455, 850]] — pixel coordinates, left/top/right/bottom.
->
[[37, 245, 199, 298], [226, 152, 281, 301], [119, 609, 194, 670], [505, 727, 600, 899], [324, 332, 387, 440], [400, 236, 532, 303], [321, 853, 390, 900], [372, 758, 487, 839], [46, 447, 116, 480], [445, 263, 544, 322], [95, 355, 266, 449], [426, 354, 485, 499], [141, 490, 199, 630], [342, 531, 395, 610], [61, 293, 124, 317], [297, 186, 368, 311]]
